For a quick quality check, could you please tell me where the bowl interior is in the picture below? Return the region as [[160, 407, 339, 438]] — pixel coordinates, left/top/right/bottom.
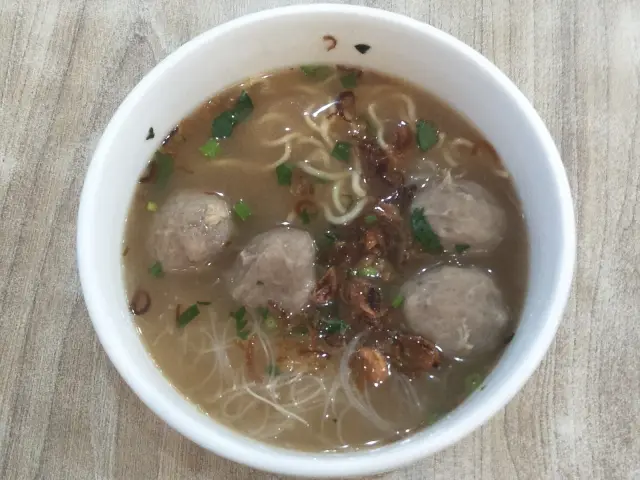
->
[[77, 5, 574, 477]]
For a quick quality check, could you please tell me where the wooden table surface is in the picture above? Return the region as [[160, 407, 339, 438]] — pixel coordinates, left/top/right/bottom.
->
[[1, 0, 639, 479]]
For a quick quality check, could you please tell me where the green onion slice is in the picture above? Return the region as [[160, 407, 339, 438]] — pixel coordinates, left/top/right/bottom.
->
[[177, 304, 200, 327], [331, 141, 351, 162], [416, 119, 439, 151], [411, 208, 442, 253], [199, 138, 221, 158], [148, 261, 164, 278], [233, 200, 252, 221]]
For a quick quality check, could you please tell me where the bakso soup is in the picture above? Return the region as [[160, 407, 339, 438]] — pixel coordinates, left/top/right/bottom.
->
[[123, 64, 528, 452]]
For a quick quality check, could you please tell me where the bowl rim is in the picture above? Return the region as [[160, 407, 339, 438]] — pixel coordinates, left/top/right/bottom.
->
[[77, 3, 576, 477]]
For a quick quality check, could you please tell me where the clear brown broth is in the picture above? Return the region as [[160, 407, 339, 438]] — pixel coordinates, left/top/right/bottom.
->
[[123, 66, 528, 451]]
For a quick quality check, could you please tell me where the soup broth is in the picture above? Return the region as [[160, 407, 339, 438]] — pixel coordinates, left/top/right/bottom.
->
[[123, 65, 528, 451]]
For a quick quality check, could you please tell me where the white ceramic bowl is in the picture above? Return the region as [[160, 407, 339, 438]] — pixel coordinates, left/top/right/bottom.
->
[[77, 4, 575, 477]]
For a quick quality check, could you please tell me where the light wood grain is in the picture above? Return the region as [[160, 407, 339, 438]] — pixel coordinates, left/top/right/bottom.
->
[[1, 0, 639, 479]]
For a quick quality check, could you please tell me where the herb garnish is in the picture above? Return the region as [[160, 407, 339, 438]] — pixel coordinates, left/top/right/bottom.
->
[[177, 304, 200, 327], [232, 306, 249, 339], [211, 90, 254, 139], [199, 138, 221, 158], [146, 127, 155, 140], [324, 231, 338, 243], [275, 163, 294, 186], [354, 44, 371, 54], [322, 318, 349, 334], [256, 307, 277, 330], [146, 201, 158, 212], [364, 214, 377, 225], [233, 200, 252, 221], [410, 208, 442, 253], [196, 301, 211, 306], [391, 294, 404, 309], [331, 141, 351, 162], [148, 261, 164, 278], [356, 266, 379, 278], [265, 364, 281, 377], [211, 111, 235, 139], [299, 209, 311, 225], [263, 316, 278, 330], [416, 120, 439, 151]]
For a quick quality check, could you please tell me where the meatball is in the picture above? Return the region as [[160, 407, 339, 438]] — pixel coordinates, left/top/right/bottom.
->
[[227, 227, 316, 312], [412, 178, 506, 252], [402, 266, 509, 357], [147, 190, 232, 272]]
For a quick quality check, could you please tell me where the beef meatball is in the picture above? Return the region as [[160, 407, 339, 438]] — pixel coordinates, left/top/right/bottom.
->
[[402, 266, 509, 357], [227, 227, 316, 312], [412, 178, 506, 252], [147, 190, 232, 272]]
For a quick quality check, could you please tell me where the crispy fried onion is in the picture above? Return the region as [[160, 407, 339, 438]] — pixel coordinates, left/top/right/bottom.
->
[[341, 278, 387, 319], [311, 267, 338, 305], [350, 346, 390, 389]]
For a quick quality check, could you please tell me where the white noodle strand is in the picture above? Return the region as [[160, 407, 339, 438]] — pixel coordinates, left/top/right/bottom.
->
[[321, 198, 369, 224], [331, 179, 347, 214], [297, 162, 351, 181]]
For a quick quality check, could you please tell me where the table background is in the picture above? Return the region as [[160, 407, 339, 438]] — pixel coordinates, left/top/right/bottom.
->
[[1, 0, 639, 479]]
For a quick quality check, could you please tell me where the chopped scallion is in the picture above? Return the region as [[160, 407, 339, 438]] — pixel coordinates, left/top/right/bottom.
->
[[356, 266, 379, 278], [340, 73, 358, 89], [331, 141, 351, 162], [391, 295, 404, 309], [410, 208, 443, 253], [146, 201, 158, 212], [299, 209, 311, 225], [197, 301, 211, 306], [265, 364, 281, 376], [263, 316, 278, 330], [416, 119, 439, 151], [275, 163, 293, 186], [177, 304, 200, 327], [233, 200, 252, 221], [364, 214, 377, 225], [211, 111, 235, 139], [323, 318, 348, 334], [256, 306, 269, 319], [199, 138, 221, 158], [232, 90, 254, 123], [211, 91, 254, 139], [324, 231, 338, 243], [148, 261, 164, 278]]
